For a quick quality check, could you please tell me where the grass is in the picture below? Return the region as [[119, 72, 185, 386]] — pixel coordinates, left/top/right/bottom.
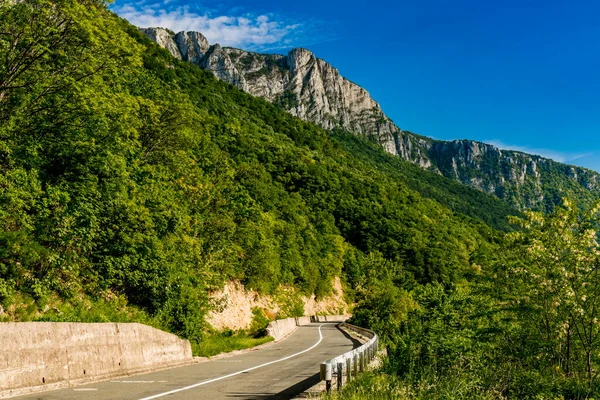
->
[[325, 369, 507, 400], [324, 372, 412, 400], [191, 332, 274, 357]]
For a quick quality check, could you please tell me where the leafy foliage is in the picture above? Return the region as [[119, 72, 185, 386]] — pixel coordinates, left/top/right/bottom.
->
[[4, 2, 600, 397], [0, 0, 510, 345], [339, 200, 600, 399]]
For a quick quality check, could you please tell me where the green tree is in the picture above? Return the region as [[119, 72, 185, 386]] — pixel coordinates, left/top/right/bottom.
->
[[505, 199, 600, 388]]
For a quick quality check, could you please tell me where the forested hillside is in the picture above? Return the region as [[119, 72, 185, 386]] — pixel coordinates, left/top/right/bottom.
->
[[0, 0, 507, 331], [142, 27, 600, 213], [3, 1, 600, 398]]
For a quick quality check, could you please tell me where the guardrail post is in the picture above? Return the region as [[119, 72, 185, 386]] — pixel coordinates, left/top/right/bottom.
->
[[320, 362, 332, 392], [359, 350, 364, 372], [321, 323, 379, 394], [346, 357, 351, 382]]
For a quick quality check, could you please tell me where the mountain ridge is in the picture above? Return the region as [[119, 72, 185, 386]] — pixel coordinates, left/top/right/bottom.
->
[[141, 26, 600, 211]]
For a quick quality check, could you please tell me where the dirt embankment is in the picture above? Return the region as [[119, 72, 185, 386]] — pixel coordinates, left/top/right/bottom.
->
[[206, 277, 348, 331]]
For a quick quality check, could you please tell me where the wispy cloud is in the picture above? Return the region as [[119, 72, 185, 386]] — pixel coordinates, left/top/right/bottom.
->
[[111, 1, 329, 51], [486, 139, 592, 165]]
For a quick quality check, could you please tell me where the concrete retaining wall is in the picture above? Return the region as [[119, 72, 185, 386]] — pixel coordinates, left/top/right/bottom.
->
[[266, 315, 350, 341], [295, 316, 312, 326], [0, 322, 192, 398], [313, 315, 349, 323], [265, 318, 298, 341]]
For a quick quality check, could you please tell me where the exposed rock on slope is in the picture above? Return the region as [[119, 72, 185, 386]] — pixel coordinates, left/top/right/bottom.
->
[[140, 27, 400, 153], [141, 27, 600, 211], [424, 139, 600, 210], [206, 279, 348, 331]]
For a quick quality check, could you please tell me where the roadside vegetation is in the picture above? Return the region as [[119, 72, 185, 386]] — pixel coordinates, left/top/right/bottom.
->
[[333, 200, 600, 399], [192, 332, 274, 358], [2, 1, 600, 396]]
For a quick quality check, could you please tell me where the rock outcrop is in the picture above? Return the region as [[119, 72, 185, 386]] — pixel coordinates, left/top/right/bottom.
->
[[423, 139, 600, 211], [206, 279, 348, 332], [141, 27, 600, 211], [141, 27, 402, 154]]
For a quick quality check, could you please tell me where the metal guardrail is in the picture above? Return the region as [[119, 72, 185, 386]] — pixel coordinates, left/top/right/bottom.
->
[[319, 323, 379, 392]]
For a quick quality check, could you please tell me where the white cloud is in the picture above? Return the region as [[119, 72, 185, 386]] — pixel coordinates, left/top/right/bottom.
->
[[111, 2, 304, 51], [485, 139, 592, 164]]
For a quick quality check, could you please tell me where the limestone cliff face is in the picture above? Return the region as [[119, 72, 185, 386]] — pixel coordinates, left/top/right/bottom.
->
[[425, 139, 600, 210], [140, 27, 181, 60], [141, 27, 600, 211], [140, 28, 406, 155]]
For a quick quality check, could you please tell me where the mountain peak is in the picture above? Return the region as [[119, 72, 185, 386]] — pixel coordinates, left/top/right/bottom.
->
[[174, 31, 210, 63], [141, 26, 399, 148], [141, 26, 600, 211], [140, 27, 182, 60]]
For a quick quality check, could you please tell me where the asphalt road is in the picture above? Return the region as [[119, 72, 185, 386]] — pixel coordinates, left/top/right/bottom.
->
[[15, 323, 360, 400]]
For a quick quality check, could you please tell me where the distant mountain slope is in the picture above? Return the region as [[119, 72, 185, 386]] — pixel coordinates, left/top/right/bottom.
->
[[422, 137, 600, 211], [142, 27, 600, 211]]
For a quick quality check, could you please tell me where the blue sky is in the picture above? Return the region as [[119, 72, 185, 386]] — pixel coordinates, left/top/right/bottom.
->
[[113, 0, 600, 172]]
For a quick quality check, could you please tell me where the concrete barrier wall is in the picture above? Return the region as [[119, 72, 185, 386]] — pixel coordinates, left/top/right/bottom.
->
[[266, 315, 350, 341], [295, 316, 312, 326], [265, 318, 297, 341], [313, 315, 349, 323], [0, 322, 192, 398]]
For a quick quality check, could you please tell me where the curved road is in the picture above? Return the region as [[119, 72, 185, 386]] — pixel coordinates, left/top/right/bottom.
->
[[15, 323, 359, 400]]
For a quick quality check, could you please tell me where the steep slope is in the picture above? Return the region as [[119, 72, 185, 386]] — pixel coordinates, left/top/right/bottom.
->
[[424, 138, 600, 211], [141, 27, 600, 211], [139, 27, 401, 154], [0, 0, 510, 337]]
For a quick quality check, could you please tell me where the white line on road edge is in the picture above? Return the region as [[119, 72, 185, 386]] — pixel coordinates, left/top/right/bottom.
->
[[138, 324, 325, 400]]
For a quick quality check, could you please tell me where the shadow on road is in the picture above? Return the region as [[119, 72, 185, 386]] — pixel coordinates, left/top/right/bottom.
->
[[226, 371, 320, 399], [226, 323, 363, 399], [336, 324, 362, 349]]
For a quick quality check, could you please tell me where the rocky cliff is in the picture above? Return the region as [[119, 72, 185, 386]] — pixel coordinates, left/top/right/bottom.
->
[[139, 28, 401, 152], [422, 138, 600, 211], [141, 27, 600, 211]]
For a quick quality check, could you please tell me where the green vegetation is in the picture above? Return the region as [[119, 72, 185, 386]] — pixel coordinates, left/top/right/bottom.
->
[[338, 200, 600, 399], [0, 0, 507, 331], [191, 307, 273, 357], [192, 332, 273, 358], [3, 1, 600, 396], [325, 373, 410, 400]]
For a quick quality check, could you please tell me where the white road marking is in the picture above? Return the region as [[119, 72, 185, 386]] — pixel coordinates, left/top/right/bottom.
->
[[110, 380, 156, 383], [72, 388, 98, 391], [138, 324, 325, 400]]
